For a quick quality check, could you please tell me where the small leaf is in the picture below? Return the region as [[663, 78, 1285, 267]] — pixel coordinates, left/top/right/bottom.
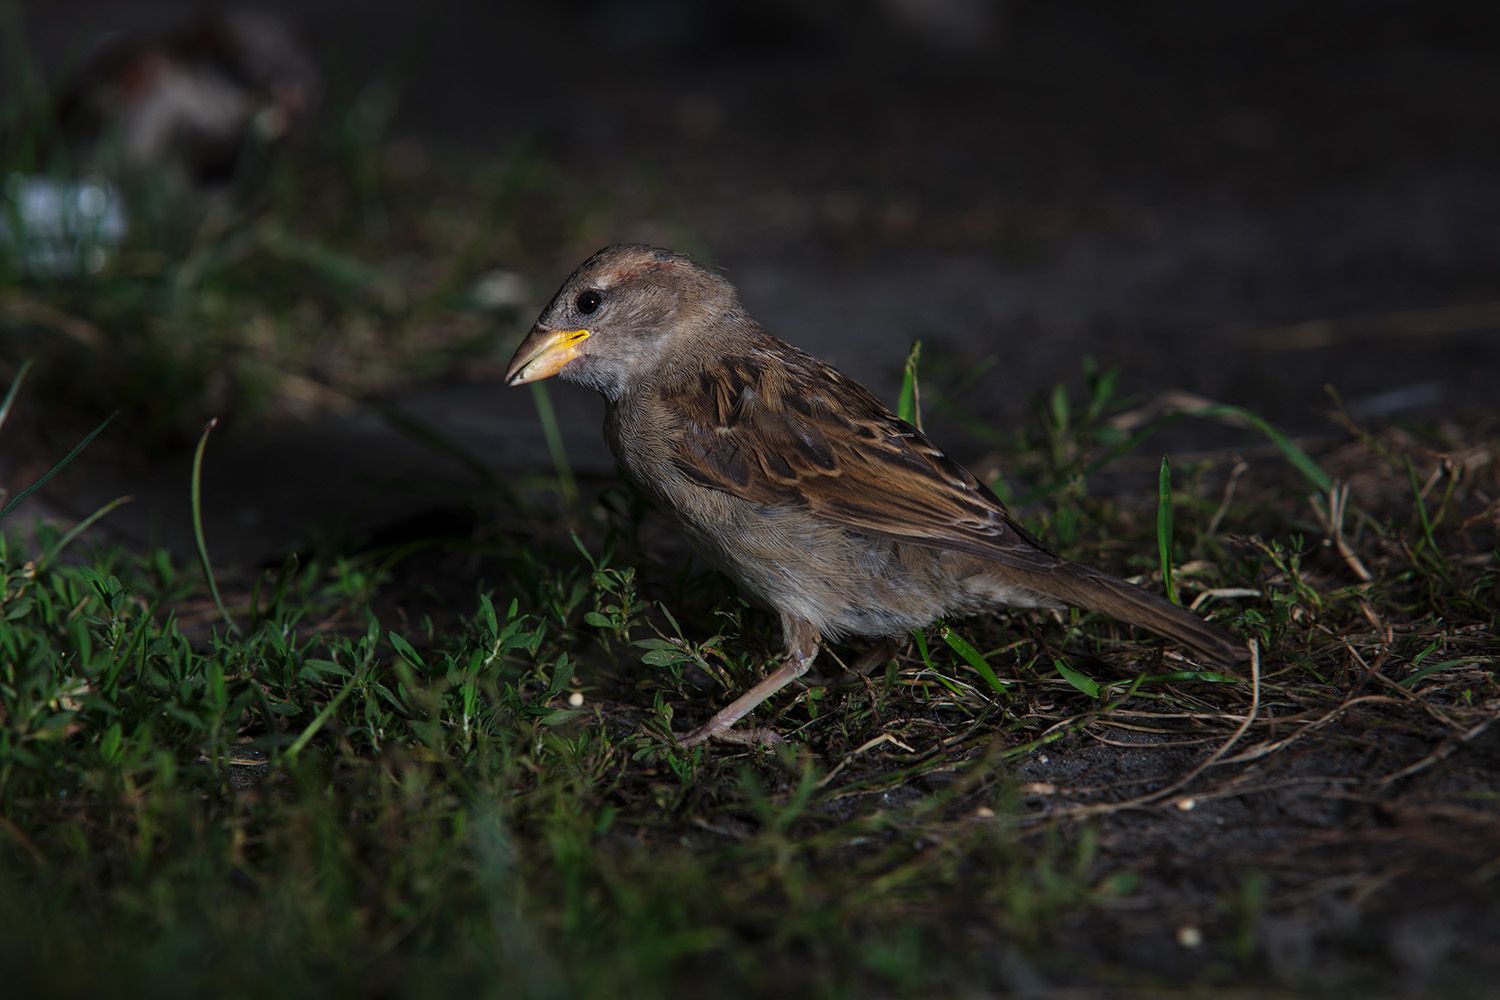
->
[[477, 593, 498, 633], [99, 722, 123, 763], [941, 626, 1008, 695], [1054, 658, 1100, 698], [545, 654, 574, 697], [1050, 382, 1070, 437], [642, 648, 691, 666], [388, 631, 425, 669], [540, 709, 588, 727]]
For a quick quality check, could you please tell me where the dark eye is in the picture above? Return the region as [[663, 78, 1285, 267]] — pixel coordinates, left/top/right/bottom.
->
[[575, 289, 604, 314]]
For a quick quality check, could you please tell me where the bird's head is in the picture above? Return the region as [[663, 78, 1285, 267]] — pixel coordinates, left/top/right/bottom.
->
[[504, 243, 741, 400]]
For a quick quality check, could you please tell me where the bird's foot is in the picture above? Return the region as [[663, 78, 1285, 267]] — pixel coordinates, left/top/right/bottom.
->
[[675, 617, 820, 750], [678, 721, 785, 748]]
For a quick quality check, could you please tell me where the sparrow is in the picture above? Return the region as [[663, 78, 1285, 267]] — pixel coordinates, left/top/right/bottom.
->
[[505, 244, 1247, 746]]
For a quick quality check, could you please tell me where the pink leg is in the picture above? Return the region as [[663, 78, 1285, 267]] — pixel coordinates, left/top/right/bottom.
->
[[680, 615, 821, 747]]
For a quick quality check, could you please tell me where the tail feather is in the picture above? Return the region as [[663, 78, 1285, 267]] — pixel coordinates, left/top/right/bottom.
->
[[1015, 561, 1247, 666]]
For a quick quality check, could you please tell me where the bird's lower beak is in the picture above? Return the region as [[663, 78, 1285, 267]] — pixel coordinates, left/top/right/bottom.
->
[[504, 327, 591, 385]]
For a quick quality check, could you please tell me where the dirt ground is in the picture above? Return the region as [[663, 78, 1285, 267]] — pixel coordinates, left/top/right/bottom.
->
[[12, 0, 1500, 993]]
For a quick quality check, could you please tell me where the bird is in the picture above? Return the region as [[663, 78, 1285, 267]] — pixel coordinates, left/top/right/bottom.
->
[[505, 243, 1247, 746]]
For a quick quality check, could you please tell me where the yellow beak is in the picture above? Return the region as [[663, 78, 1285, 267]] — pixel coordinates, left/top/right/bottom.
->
[[504, 327, 591, 385]]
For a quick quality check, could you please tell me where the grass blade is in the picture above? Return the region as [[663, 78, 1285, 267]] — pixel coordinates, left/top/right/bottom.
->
[[913, 628, 933, 669], [1054, 657, 1101, 698], [285, 672, 359, 758], [191, 418, 240, 633], [897, 340, 923, 430], [530, 381, 578, 506], [39, 494, 133, 567], [1015, 401, 1334, 508], [1203, 403, 1333, 492], [1158, 456, 1178, 605], [940, 625, 1008, 695], [1404, 455, 1454, 583], [1397, 658, 1482, 690], [375, 402, 509, 494], [0, 358, 34, 434], [0, 410, 117, 519]]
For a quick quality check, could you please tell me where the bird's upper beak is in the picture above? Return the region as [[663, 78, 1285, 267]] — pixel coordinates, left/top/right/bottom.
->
[[504, 326, 591, 385]]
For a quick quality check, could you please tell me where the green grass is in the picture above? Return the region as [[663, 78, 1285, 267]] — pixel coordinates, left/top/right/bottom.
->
[[0, 501, 1120, 997], [3, 346, 1496, 995], [2, 29, 1498, 995]]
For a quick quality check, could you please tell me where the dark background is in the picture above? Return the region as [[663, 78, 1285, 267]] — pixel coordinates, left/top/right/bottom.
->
[[11, 0, 1500, 558]]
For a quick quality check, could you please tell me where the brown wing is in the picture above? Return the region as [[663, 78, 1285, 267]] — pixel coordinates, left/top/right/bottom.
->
[[670, 343, 1061, 572]]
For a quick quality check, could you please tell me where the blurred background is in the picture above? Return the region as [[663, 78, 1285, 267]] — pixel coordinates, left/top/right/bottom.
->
[[4, 0, 1498, 562]]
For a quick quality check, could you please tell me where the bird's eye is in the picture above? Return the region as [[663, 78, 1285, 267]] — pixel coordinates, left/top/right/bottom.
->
[[575, 289, 604, 315]]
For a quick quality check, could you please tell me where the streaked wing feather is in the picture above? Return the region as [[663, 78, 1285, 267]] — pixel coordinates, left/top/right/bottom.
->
[[671, 348, 1059, 572]]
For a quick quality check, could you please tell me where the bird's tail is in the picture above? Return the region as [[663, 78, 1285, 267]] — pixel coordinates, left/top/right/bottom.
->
[[1013, 561, 1248, 666]]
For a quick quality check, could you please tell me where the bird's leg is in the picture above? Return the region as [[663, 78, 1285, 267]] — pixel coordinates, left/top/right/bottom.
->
[[679, 615, 820, 747]]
